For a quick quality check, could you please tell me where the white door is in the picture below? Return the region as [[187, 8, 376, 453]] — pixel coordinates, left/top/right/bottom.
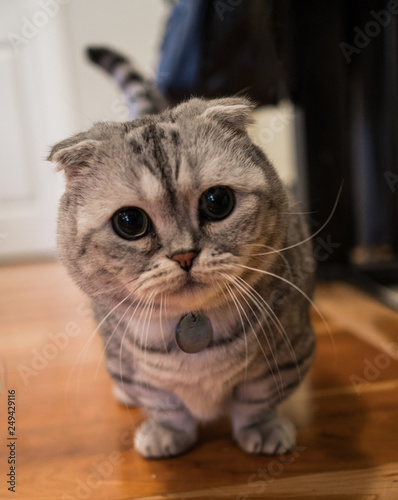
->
[[0, 0, 80, 261], [0, 0, 168, 262]]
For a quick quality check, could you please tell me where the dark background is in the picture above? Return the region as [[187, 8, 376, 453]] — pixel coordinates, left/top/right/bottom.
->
[[158, 0, 398, 298]]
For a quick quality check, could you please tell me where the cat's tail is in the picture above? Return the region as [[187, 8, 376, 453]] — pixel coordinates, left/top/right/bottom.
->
[[86, 46, 168, 119]]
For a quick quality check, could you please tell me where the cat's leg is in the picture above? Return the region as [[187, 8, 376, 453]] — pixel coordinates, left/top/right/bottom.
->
[[105, 353, 197, 458], [131, 385, 197, 459], [230, 378, 297, 455]]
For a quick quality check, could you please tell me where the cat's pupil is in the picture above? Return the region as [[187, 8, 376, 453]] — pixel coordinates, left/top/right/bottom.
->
[[199, 186, 235, 221], [112, 207, 150, 240]]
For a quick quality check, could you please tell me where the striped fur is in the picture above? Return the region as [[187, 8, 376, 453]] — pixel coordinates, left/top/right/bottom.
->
[[49, 94, 315, 458], [87, 47, 167, 119]]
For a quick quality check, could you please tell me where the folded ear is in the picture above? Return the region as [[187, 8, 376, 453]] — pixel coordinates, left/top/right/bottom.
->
[[201, 98, 255, 133], [48, 132, 101, 182]]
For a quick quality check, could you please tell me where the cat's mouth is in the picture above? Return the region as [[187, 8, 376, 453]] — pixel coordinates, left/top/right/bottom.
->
[[165, 275, 215, 311], [134, 268, 225, 312], [175, 276, 207, 295]]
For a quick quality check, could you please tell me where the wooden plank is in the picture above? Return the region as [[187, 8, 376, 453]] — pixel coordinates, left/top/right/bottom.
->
[[137, 461, 398, 499], [1, 262, 398, 499]]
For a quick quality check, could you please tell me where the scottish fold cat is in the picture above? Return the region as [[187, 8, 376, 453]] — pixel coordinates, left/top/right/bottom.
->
[[48, 48, 315, 458]]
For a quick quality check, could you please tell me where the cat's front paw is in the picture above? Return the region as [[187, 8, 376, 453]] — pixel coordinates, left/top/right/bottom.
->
[[134, 420, 197, 459], [234, 415, 296, 455]]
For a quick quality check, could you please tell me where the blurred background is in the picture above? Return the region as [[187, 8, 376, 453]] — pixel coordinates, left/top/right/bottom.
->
[[1, 0, 398, 308], [0, 0, 169, 260]]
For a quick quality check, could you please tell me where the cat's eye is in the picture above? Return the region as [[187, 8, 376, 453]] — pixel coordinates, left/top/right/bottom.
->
[[199, 186, 235, 221], [112, 207, 151, 240]]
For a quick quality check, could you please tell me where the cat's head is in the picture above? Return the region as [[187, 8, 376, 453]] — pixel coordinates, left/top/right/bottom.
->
[[49, 98, 288, 317]]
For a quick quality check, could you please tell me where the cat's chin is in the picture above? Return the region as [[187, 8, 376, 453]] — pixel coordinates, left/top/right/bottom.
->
[[165, 282, 224, 315]]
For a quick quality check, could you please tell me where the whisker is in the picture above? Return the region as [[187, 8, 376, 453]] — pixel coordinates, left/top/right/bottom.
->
[[66, 292, 132, 406], [223, 280, 249, 384], [247, 243, 294, 274], [234, 274, 299, 380], [117, 294, 146, 403], [159, 293, 168, 353], [134, 291, 157, 395], [282, 211, 316, 215], [252, 183, 343, 257], [221, 273, 283, 400], [144, 292, 157, 368], [90, 275, 139, 298], [217, 279, 236, 318], [94, 296, 138, 380], [237, 263, 336, 356], [232, 275, 277, 352]]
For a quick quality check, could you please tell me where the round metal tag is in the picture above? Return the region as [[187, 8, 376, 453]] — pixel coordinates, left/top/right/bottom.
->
[[175, 312, 213, 354]]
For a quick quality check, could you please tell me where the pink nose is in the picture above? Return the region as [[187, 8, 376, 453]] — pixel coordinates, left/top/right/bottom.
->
[[171, 251, 198, 271]]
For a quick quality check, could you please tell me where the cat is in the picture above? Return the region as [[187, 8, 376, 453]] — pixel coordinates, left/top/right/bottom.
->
[[48, 47, 315, 459]]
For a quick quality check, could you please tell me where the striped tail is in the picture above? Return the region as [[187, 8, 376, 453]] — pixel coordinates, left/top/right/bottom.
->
[[86, 47, 168, 120]]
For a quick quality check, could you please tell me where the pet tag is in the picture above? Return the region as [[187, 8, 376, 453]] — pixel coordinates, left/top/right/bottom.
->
[[175, 312, 213, 353]]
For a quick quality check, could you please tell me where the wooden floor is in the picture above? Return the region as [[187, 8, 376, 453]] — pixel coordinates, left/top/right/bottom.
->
[[1, 262, 398, 500]]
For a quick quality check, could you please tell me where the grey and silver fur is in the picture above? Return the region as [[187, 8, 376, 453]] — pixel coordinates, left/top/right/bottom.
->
[[87, 47, 167, 119], [49, 52, 315, 459]]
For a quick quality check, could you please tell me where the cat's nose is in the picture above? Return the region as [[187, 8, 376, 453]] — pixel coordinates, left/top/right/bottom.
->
[[171, 251, 199, 272]]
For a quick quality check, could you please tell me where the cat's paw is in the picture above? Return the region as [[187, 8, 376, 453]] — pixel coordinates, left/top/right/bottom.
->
[[134, 420, 197, 459], [234, 416, 296, 455]]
